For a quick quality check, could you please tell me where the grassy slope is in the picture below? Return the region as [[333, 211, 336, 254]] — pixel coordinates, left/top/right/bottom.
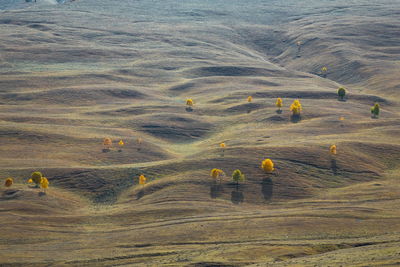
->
[[0, 0, 400, 265]]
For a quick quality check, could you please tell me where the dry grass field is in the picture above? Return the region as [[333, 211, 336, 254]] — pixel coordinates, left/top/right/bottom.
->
[[1, 0, 400, 266]]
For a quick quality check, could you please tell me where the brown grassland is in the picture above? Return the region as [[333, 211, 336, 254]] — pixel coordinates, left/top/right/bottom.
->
[[1, 0, 400, 266]]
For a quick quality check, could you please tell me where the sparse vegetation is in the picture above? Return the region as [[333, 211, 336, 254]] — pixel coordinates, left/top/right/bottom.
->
[[261, 159, 275, 173], [371, 103, 380, 118], [4, 178, 13, 187], [338, 87, 346, 100], [232, 169, 245, 186]]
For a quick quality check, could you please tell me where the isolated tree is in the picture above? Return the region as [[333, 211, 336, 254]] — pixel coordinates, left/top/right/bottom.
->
[[4, 178, 13, 187], [276, 97, 283, 112], [330, 145, 337, 155], [290, 99, 302, 116], [321, 66, 328, 76], [103, 138, 112, 151], [210, 168, 224, 182], [261, 159, 275, 173], [186, 99, 194, 107], [220, 142, 226, 150], [371, 103, 380, 118], [40, 177, 49, 193], [139, 174, 146, 186], [232, 169, 245, 186], [118, 139, 124, 152], [247, 96, 253, 103], [31, 171, 43, 187], [337, 87, 346, 100]]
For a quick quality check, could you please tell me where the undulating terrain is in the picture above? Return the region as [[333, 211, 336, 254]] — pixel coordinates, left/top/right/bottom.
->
[[1, 0, 400, 266]]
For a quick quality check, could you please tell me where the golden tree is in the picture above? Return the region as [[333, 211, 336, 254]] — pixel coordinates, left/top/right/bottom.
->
[[290, 99, 302, 116], [31, 172, 43, 187], [261, 159, 275, 173], [220, 142, 226, 149], [139, 174, 147, 186], [247, 96, 253, 103], [40, 177, 49, 193], [5, 178, 13, 187], [321, 66, 328, 73], [186, 99, 194, 107], [276, 98, 283, 111], [330, 145, 337, 155], [210, 168, 224, 182], [118, 140, 124, 152]]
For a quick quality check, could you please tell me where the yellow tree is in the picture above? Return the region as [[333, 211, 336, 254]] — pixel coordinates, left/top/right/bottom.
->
[[276, 98, 283, 112], [118, 140, 124, 152], [4, 178, 13, 187], [290, 99, 302, 116], [139, 174, 147, 186], [247, 96, 253, 103], [261, 159, 275, 173], [210, 168, 224, 182], [219, 143, 226, 155], [186, 99, 194, 107], [40, 177, 49, 193], [330, 145, 337, 155], [321, 66, 328, 73]]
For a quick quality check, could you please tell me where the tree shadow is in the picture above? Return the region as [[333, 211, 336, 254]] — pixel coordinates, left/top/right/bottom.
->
[[185, 107, 193, 112], [38, 191, 46, 197], [338, 98, 347, 102], [102, 148, 110, 153], [118, 149, 122, 152], [231, 188, 244, 204], [247, 108, 252, 114], [276, 109, 282, 114], [136, 190, 144, 200], [331, 158, 338, 175], [210, 181, 223, 199], [290, 114, 301, 123], [261, 177, 273, 201]]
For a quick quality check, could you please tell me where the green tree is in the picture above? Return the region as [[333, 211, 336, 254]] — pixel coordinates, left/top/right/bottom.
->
[[337, 87, 346, 100], [232, 169, 245, 186], [31, 171, 43, 187], [371, 103, 380, 118]]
